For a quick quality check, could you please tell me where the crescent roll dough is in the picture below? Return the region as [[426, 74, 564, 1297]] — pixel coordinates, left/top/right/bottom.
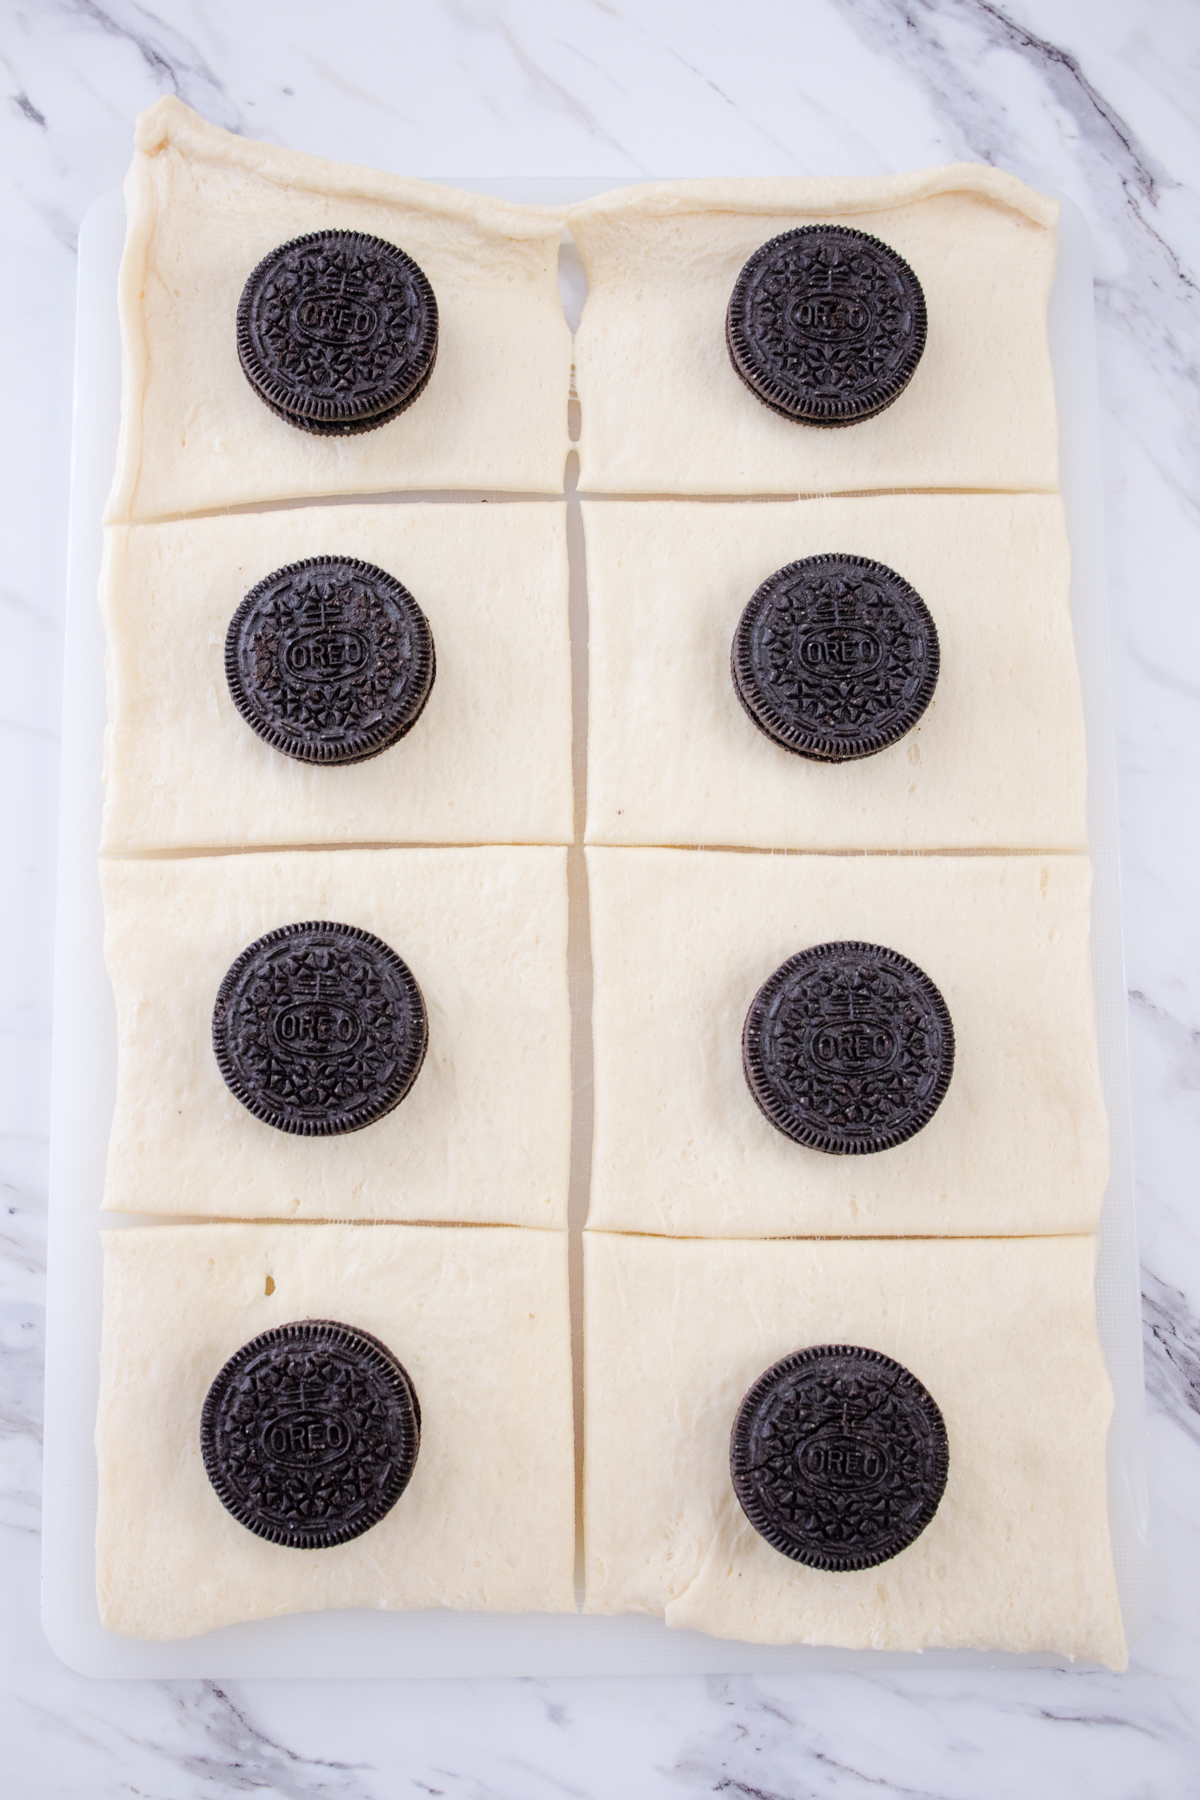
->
[[102, 847, 570, 1226], [108, 98, 571, 521], [587, 847, 1106, 1238], [584, 493, 1084, 852], [101, 502, 572, 852], [98, 1223, 574, 1638], [571, 169, 1058, 495], [583, 1231, 1124, 1668]]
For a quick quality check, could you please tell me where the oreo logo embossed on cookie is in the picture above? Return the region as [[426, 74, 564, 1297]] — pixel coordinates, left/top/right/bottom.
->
[[212, 921, 428, 1136], [200, 1319, 421, 1549], [732, 554, 939, 762], [742, 941, 953, 1154], [226, 556, 436, 765], [730, 1344, 949, 1571], [237, 230, 438, 435], [726, 225, 927, 426]]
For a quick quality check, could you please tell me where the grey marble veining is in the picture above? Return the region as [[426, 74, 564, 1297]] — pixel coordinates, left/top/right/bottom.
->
[[3, 0, 1200, 1793]]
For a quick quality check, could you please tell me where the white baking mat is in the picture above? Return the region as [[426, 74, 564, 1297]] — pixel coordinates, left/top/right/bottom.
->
[[42, 181, 1151, 1677]]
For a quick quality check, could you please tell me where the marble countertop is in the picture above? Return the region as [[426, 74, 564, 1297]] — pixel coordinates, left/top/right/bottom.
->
[[3, 0, 1200, 1792]]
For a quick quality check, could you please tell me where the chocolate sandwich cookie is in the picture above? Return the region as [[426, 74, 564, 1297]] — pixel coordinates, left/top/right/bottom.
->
[[732, 553, 939, 762], [225, 556, 436, 765], [237, 230, 438, 435], [726, 224, 927, 426], [730, 1344, 949, 1571], [200, 1319, 421, 1549], [742, 940, 954, 1154], [212, 921, 428, 1136]]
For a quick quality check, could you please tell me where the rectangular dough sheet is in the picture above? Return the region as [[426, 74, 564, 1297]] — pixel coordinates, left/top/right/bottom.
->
[[587, 848, 1106, 1237], [103, 847, 570, 1226], [583, 1232, 1125, 1668], [97, 1222, 574, 1639], [101, 503, 572, 852], [107, 98, 572, 521], [584, 495, 1085, 852], [570, 169, 1058, 495]]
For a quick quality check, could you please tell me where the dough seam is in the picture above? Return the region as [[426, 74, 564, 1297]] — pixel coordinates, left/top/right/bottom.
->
[[135, 96, 571, 237], [566, 166, 1059, 231]]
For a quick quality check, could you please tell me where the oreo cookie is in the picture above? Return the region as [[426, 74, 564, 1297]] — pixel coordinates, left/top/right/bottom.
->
[[200, 1319, 420, 1549], [726, 225, 927, 426], [212, 921, 428, 1137], [732, 554, 938, 762], [742, 941, 953, 1154], [730, 1344, 949, 1571], [225, 556, 436, 765], [236, 230, 438, 435]]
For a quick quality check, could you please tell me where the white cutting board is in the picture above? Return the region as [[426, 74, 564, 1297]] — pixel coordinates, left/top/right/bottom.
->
[[42, 180, 1151, 1677]]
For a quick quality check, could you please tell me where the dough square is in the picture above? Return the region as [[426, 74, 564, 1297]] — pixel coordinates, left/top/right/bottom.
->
[[584, 494, 1085, 852], [107, 99, 571, 522], [101, 502, 572, 852], [586, 848, 1106, 1237], [97, 1221, 574, 1639], [583, 1232, 1125, 1668], [102, 847, 570, 1226], [570, 169, 1058, 496]]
